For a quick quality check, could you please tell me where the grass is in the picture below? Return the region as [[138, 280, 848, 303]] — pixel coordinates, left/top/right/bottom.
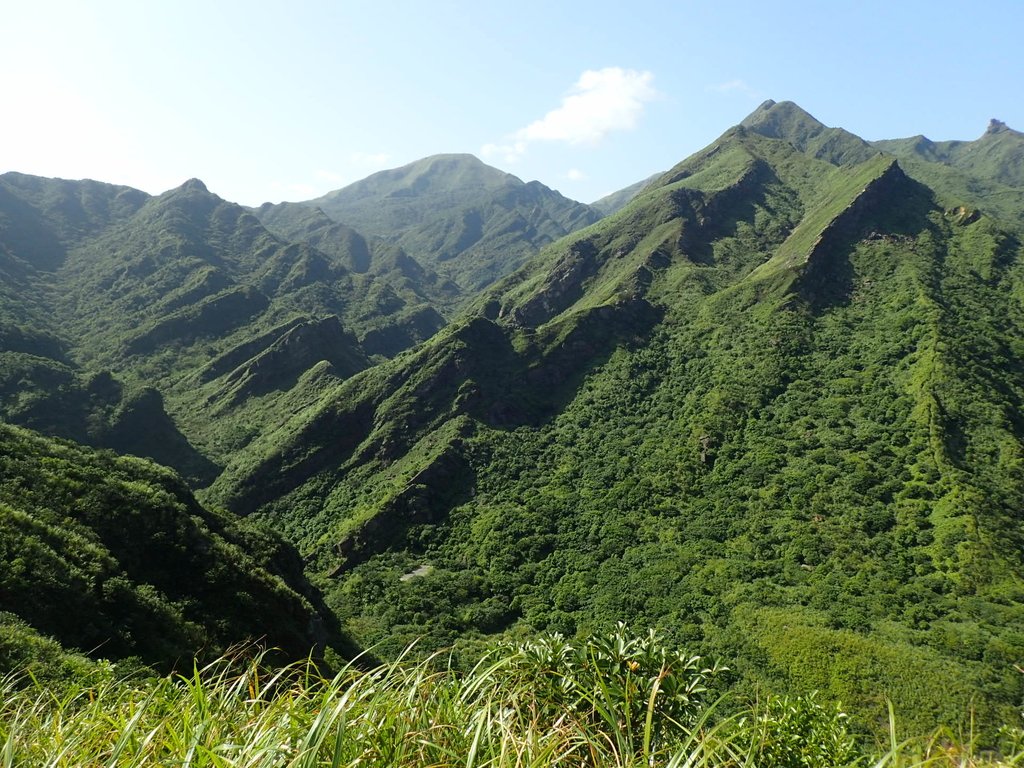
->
[[2, 628, 1022, 767]]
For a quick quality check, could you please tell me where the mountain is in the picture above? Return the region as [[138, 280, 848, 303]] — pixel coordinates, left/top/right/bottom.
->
[[299, 154, 602, 291], [873, 118, 1024, 230], [740, 99, 879, 165], [875, 118, 1024, 188], [253, 200, 463, 312], [206, 103, 1024, 734], [0, 173, 451, 479]]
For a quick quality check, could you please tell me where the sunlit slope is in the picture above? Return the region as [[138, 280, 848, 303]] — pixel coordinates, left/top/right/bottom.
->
[[211, 115, 1024, 732]]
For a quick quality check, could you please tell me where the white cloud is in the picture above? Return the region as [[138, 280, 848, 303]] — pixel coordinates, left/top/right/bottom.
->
[[520, 68, 657, 145], [482, 67, 657, 163], [565, 168, 587, 181]]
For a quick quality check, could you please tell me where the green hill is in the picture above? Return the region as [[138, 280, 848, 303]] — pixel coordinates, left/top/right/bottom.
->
[[301, 154, 602, 290], [740, 99, 879, 165], [873, 117, 1024, 230], [253, 200, 464, 313], [0, 173, 450, 476], [0, 422, 355, 674]]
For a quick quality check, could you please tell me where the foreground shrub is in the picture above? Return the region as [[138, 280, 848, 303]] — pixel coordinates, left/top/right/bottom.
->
[[743, 692, 859, 768], [498, 622, 726, 762]]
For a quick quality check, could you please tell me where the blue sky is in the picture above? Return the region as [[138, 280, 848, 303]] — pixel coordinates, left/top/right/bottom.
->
[[3, 1, 1022, 206]]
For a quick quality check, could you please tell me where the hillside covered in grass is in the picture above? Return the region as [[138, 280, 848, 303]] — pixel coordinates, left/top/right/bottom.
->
[[296, 154, 602, 291], [5, 626, 1020, 767]]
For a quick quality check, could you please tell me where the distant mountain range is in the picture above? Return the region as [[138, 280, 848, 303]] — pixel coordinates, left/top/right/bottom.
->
[[2, 100, 1024, 736], [274, 153, 601, 291]]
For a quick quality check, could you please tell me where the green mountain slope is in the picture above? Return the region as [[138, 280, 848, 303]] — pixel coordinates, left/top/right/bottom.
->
[[4, 102, 1024, 736], [0, 174, 449, 474], [873, 118, 1024, 230], [208, 115, 1024, 735], [253, 201, 463, 312], [740, 99, 880, 165], [302, 154, 602, 290], [0, 422, 355, 672], [0, 175, 222, 482]]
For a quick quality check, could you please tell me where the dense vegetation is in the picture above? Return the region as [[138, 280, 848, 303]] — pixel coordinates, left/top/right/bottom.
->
[[0, 423, 355, 672], [2, 100, 1024, 746], [874, 118, 1024, 231], [205, 103, 1024, 737], [297, 154, 601, 290]]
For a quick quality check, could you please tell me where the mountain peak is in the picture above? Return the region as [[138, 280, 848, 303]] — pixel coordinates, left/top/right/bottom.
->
[[986, 118, 1012, 135], [314, 154, 518, 209], [179, 178, 209, 193], [740, 100, 826, 137], [737, 99, 877, 166], [419, 152, 489, 166]]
